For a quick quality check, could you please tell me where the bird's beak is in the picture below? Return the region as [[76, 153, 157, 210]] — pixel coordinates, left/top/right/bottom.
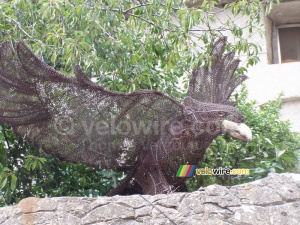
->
[[222, 120, 252, 142]]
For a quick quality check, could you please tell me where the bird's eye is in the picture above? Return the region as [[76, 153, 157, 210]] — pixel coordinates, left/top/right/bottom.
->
[[218, 111, 226, 117]]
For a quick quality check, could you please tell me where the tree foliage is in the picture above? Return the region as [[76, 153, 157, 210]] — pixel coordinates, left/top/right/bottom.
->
[[0, 0, 298, 206], [1, 0, 270, 94]]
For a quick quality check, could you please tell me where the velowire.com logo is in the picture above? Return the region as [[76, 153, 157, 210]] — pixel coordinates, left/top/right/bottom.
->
[[176, 165, 250, 177]]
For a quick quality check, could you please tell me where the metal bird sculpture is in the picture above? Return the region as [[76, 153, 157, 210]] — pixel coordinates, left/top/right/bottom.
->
[[0, 37, 251, 195]]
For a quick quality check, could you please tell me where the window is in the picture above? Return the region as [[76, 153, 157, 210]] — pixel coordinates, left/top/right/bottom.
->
[[278, 26, 300, 63], [264, 1, 300, 64]]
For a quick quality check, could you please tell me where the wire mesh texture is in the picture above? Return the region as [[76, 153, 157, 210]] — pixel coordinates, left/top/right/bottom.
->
[[0, 37, 247, 195]]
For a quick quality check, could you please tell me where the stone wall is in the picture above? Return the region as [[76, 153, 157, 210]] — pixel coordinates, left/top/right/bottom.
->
[[1, 173, 300, 225]]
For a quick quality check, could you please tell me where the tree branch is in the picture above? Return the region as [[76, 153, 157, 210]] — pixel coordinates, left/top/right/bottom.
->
[[4, 14, 33, 39], [125, 12, 166, 30], [123, 3, 152, 14]]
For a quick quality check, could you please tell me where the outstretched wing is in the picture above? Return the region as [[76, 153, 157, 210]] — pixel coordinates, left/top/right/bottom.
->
[[187, 37, 247, 105], [0, 41, 183, 169]]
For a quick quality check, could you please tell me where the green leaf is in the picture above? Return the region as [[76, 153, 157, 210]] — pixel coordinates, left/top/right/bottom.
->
[[0, 177, 7, 190], [264, 138, 273, 146], [276, 149, 286, 158], [11, 174, 17, 191], [243, 156, 256, 160], [254, 167, 265, 173], [167, 60, 172, 69], [51, 52, 57, 63]]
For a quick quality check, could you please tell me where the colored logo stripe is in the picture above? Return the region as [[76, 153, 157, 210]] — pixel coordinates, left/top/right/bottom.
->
[[176, 165, 196, 177]]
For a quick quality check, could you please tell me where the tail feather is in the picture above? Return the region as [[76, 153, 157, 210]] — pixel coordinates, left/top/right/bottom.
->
[[187, 37, 247, 105]]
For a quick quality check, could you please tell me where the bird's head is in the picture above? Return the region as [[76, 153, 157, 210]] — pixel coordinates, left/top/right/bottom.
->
[[183, 97, 252, 142]]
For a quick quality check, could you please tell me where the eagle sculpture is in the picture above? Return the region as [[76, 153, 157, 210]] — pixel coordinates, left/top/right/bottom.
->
[[0, 37, 252, 195]]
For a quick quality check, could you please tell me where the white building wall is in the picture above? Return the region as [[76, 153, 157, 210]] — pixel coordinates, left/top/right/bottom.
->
[[245, 62, 300, 132]]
